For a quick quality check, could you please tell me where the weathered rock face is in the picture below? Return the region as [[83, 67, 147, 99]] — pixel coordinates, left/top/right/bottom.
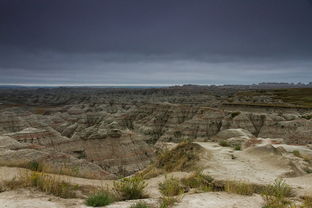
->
[[0, 87, 311, 179], [0, 105, 155, 178], [0, 140, 115, 179], [121, 104, 312, 144], [52, 131, 154, 176]]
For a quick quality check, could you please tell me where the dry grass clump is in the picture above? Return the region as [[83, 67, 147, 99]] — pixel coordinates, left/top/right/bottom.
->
[[262, 179, 295, 208], [113, 176, 147, 200], [180, 171, 214, 192], [155, 141, 204, 172], [25, 172, 78, 198], [139, 167, 165, 179], [159, 177, 185, 197], [301, 196, 312, 208], [224, 180, 256, 196], [263, 179, 293, 198], [159, 196, 179, 208], [1, 171, 78, 198], [140, 141, 204, 179]]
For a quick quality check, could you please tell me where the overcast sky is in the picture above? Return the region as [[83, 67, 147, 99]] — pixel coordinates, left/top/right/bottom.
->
[[0, 0, 312, 86]]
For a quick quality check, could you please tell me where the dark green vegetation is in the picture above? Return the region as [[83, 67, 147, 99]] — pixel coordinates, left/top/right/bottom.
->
[[85, 191, 115, 207]]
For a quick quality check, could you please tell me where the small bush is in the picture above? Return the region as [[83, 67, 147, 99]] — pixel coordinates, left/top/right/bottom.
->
[[219, 140, 229, 147], [159, 177, 185, 197], [27, 161, 43, 172], [181, 171, 213, 191], [113, 176, 147, 200], [230, 112, 241, 118], [130, 202, 150, 208], [224, 180, 255, 196], [234, 144, 241, 151], [293, 150, 301, 158], [85, 191, 115, 207]]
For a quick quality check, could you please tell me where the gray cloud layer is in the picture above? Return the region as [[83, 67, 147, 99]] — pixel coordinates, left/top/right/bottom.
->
[[0, 0, 311, 85]]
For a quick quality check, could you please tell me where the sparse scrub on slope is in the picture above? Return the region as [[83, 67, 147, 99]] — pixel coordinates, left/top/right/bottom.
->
[[155, 141, 204, 172], [180, 171, 214, 192], [140, 141, 205, 179]]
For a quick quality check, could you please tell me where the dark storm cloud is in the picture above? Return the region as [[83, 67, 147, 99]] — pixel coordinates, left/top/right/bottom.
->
[[0, 0, 311, 85]]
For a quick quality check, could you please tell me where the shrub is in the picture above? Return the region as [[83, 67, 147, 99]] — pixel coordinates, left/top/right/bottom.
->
[[85, 191, 115, 207], [224, 180, 255, 196], [130, 202, 150, 208], [219, 140, 229, 147], [234, 144, 241, 151], [292, 150, 301, 158], [27, 161, 43, 172], [113, 176, 147, 200], [181, 171, 213, 191], [230, 112, 241, 118], [159, 177, 185, 197]]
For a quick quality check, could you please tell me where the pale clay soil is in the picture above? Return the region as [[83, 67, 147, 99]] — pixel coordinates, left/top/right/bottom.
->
[[0, 141, 312, 208]]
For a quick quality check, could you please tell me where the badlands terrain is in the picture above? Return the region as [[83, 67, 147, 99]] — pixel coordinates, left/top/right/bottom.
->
[[0, 85, 311, 208]]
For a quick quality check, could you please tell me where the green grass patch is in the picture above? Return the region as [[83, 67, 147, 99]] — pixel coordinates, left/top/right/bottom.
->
[[85, 191, 115, 207], [219, 140, 230, 147]]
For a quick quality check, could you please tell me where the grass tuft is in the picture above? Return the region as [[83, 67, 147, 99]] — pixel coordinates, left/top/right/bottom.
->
[[155, 141, 204, 172], [85, 191, 115, 207], [224, 180, 255, 196], [113, 176, 147, 200], [219, 140, 230, 147], [261, 179, 294, 208], [159, 196, 178, 208], [159, 177, 185, 197], [180, 171, 214, 192]]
